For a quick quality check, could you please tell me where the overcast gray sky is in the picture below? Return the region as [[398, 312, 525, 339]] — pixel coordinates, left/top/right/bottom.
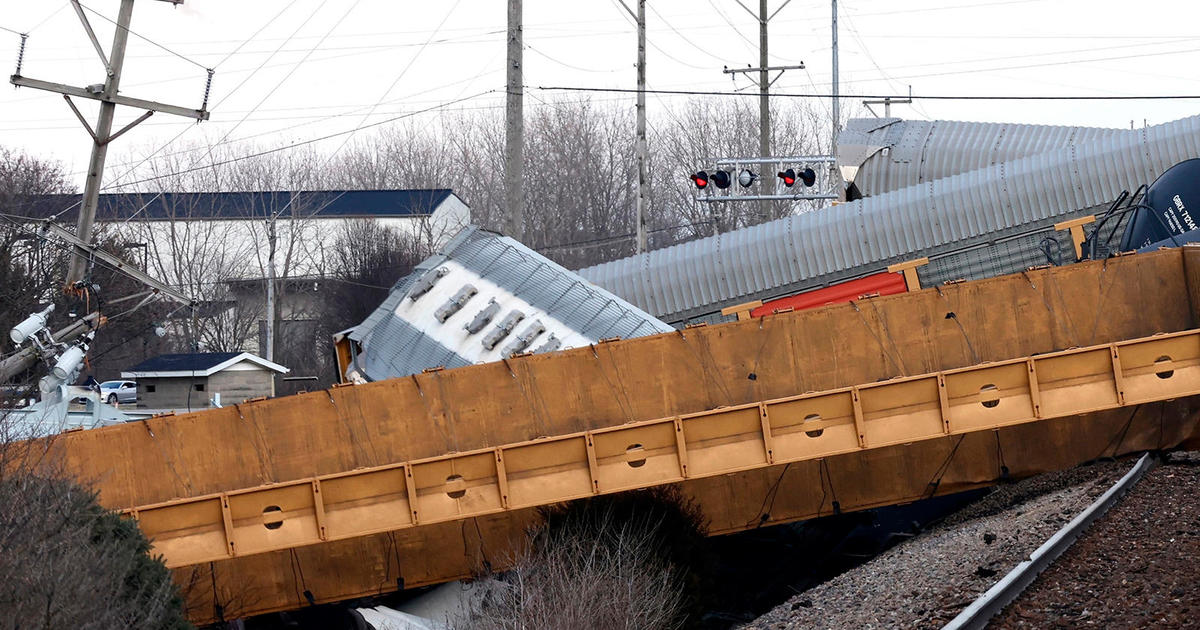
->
[[4, 0, 1200, 190]]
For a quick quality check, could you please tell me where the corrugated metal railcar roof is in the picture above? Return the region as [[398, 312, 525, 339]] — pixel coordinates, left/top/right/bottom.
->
[[839, 118, 1122, 198], [349, 226, 673, 381], [578, 115, 1200, 324]]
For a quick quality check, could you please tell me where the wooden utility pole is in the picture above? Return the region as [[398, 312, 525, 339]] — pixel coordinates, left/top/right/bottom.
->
[[504, 0, 524, 241], [10, 0, 209, 287], [619, 0, 649, 253]]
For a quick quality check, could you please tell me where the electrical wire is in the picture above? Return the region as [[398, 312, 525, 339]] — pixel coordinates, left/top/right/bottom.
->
[[260, 0, 464, 224], [105, 90, 495, 189], [527, 44, 621, 74], [608, 0, 711, 70], [533, 85, 1200, 101], [704, 0, 758, 52], [91, 66, 505, 176], [106, 0, 360, 225], [210, 0, 302, 70], [26, 4, 70, 33], [77, 1, 210, 71], [24, 0, 310, 227], [840, 4, 933, 120]]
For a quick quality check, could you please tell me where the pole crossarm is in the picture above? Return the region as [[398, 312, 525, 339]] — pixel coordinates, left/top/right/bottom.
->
[[723, 63, 805, 74], [37, 221, 195, 306], [11, 75, 209, 120]]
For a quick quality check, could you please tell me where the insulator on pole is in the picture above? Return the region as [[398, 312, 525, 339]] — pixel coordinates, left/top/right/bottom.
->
[[200, 68, 214, 114], [14, 33, 28, 77]]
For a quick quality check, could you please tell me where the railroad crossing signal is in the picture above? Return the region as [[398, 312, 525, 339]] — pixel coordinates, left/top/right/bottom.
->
[[737, 169, 758, 187], [690, 156, 839, 203], [690, 170, 734, 190], [778, 167, 816, 187]]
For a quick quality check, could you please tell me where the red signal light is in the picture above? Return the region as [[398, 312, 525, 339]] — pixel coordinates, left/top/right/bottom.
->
[[691, 171, 710, 189], [778, 167, 817, 187]]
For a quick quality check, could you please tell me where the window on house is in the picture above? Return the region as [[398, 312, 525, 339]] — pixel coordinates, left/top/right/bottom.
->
[[145, 384, 156, 393], [194, 383, 206, 392]]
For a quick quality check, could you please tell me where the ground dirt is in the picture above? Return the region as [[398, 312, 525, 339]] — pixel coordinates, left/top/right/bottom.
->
[[991, 451, 1200, 629], [740, 458, 1136, 630]]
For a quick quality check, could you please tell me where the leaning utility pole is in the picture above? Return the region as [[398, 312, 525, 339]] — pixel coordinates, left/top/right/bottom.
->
[[9, 0, 210, 288], [504, 0, 525, 241], [618, 0, 649, 253], [725, 0, 801, 222]]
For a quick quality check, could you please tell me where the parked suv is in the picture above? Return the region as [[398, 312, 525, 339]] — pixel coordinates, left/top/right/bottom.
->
[[98, 380, 137, 405]]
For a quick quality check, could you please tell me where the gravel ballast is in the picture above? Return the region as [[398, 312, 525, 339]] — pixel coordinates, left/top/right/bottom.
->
[[992, 453, 1200, 628], [741, 458, 1135, 630]]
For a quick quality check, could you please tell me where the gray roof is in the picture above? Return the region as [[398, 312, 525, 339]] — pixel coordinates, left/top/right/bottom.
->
[[349, 226, 673, 381], [579, 114, 1200, 324], [15, 190, 457, 222], [839, 118, 1122, 198]]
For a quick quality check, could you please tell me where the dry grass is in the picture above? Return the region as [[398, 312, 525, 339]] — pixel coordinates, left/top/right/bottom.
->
[[454, 487, 707, 630]]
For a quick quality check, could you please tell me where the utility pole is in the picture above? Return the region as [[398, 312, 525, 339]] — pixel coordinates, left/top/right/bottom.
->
[[618, 0, 649, 253], [831, 0, 841, 200], [265, 218, 277, 362], [862, 85, 913, 118], [758, 0, 769, 183], [504, 0, 524, 242], [725, 0, 800, 222], [9, 0, 210, 288]]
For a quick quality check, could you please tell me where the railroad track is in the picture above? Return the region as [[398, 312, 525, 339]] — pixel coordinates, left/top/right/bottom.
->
[[942, 453, 1155, 630]]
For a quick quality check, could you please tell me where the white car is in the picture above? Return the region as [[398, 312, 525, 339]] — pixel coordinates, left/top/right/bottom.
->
[[98, 380, 137, 405]]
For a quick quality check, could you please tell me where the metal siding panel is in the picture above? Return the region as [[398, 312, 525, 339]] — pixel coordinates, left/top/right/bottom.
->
[[353, 227, 671, 380], [578, 114, 1200, 323]]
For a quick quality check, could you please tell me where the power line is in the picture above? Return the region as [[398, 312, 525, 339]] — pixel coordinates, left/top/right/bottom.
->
[[533, 85, 1200, 101], [109, 0, 359, 225], [607, 0, 710, 71], [90, 66, 506, 175], [26, 4, 70, 33], [527, 44, 621, 73], [105, 90, 496, 189], [644, 3, 726, 64], [818, 43, 1200, 86], [210, 0, 302, 70], [77, 1, 210, 71]]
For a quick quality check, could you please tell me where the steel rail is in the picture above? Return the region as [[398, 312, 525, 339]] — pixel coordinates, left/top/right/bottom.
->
[[942, 452, 1156, 630], [127, 329, 1200, 570]]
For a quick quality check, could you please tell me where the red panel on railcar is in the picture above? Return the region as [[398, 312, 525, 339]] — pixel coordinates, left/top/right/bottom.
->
[[750, 272, 908, 317]]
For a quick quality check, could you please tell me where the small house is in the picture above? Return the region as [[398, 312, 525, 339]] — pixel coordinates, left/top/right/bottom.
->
[[121, 352, 289, 410]]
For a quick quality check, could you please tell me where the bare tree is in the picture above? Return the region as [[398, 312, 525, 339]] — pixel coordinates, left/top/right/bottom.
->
[[0, 147, 190, 629]]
